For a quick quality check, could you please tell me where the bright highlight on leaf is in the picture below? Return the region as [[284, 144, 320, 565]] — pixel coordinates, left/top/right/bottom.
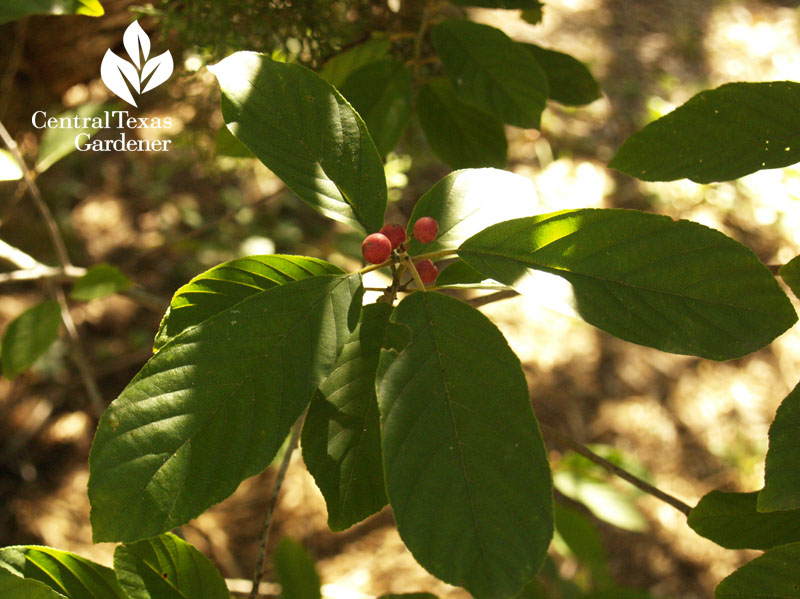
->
[[154, 255, 343, 350], [458, 209, 797, 360], [0, 545, 126, 599], [377, 292, 553, 599], [407, 168, 538, 255], [209, 52, 387, 233]]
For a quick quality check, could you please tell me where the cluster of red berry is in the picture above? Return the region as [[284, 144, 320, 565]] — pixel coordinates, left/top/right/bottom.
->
[[361, 217, 440, 285]]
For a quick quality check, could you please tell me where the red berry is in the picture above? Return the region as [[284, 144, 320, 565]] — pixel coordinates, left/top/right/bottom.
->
[[413, 216, 439, 244], [379, 223, 407, 250], [415, 259, 438, 285], [361, 233, 392, 264]]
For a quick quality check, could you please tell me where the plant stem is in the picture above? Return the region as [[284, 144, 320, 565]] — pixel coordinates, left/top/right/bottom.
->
[[412, 248, 458, 262], [466, 290, 519, 308], [539, 422, 692, 516], [249, 409, 307, 599], [0, 118, 104, 418]]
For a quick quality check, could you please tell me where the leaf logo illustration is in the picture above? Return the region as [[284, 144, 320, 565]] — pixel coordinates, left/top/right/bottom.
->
[[101, 21, 173, 107]]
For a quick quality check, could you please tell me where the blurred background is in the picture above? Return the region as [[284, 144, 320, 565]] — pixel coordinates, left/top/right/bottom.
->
[[1, 1, 800, 597]]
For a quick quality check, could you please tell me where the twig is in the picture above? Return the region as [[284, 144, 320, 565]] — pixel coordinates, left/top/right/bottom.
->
[[539, 422, 692, 516], [466, 289, 519, 308], [250, 409, 307, 599], [0, 118, 104, 417], [0, 237, 42, 270]]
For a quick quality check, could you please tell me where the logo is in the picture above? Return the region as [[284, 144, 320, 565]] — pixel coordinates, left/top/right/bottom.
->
[[101, 21, 173, 108]]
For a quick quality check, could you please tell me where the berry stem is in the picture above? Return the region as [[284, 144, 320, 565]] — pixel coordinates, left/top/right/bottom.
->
[[401, 254, 426, 290], [411, 248, 458, 262]]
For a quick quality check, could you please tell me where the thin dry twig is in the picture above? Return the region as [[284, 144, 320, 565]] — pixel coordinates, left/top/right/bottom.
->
[[250, 409, 307, 599], [0, 118, 104, 417], [466, 289, 519, 308], [539, 422, 693, 516]]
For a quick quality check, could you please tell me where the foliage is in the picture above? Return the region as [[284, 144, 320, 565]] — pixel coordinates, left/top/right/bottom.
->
[[2, 2, 800, 599]]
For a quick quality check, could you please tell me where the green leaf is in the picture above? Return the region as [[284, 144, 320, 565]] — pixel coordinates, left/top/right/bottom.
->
[[154, 255, 343, 351], [209, 52, 387, 232], [554, 504, 612, 587], [689, 490, 800, 550], [1, 300, 61, 380], [519, 44, 601, 106], [434, 260, 488, 287], [214, 125, 255, 158], [759, 382, 800, 512], [70, 264, 132, 302], [273, 538, 321, 599], [458, 209, 797, 360], [114, 533, 229, 599], [377, 292, 553, 599], [407, 168, 538, 256], [609, 81, 800, 183], [302, 302, 390, 531], [0, 568, 66, 599], [0, 0, 103, 24], [0, 149, 23, 181], [88, 273, 362, 542], [450, 0, 543, 8], [779, 255, 800, 300], [417, 79, 507, 170], [35, 103, 108, 173], [430, 20, 548, 129], [553, 468, 647, 532], [340, 58, 412, 157], [0, 546, 125, 599], [319, 35, 391, 90], [715, 542, 800, 599]]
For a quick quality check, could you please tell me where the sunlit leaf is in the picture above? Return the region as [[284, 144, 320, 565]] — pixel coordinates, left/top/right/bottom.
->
[[407, 168, 538, 255], [209, 52, 387, 232], [0, 0, 103, 24], [458, 209, 797, 360], [0, 546, 125, 599], [0, 568, 66, 599], [154, 255, 343, 350], [377, 292, 553, 599]]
